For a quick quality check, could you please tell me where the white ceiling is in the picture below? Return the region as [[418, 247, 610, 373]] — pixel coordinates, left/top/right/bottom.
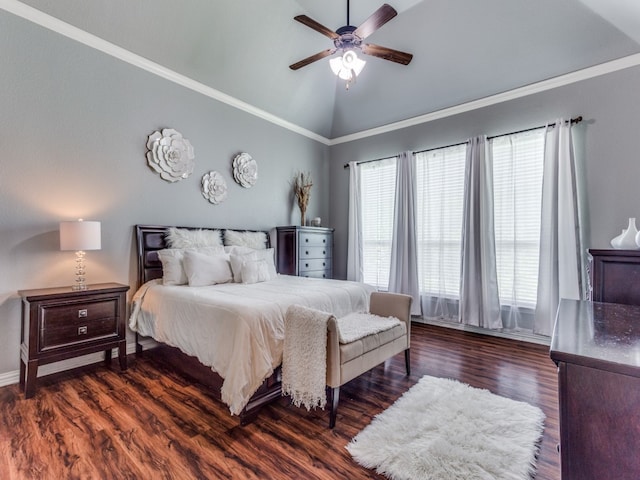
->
[[11, 0, 640, 140]]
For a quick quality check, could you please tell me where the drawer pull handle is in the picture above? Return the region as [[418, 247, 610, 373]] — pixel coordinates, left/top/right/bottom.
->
[[305, 238, 309, 243], [78, 326, 88, 335], [305, 251, 309, 255], [322, 250, 326, 255], [323, 239, 326, 243], [305, 263, 309, 267], [78, 309, 88, 318], [323, 262, 326, 267]]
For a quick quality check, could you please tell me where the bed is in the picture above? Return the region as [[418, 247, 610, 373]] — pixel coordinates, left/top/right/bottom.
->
[[130, 225, 375, 424]]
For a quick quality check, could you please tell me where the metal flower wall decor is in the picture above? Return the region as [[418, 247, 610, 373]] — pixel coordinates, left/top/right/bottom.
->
[[146, 128, 195, 182], [232, 152, 258, 188], [201, 171, 228, 204]]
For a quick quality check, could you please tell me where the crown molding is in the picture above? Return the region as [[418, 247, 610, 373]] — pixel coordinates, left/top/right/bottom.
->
[[0, 0, 331, 145], [328, 52, 640, 145], [2, 1, 640, 147]]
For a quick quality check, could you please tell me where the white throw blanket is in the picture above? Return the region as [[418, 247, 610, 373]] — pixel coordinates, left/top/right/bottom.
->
[[337, 313, 401, 344], [282, 305, 333, 411]]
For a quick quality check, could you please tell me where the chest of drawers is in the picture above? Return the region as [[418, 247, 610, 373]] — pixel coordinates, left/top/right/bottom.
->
[[276, 226, 333, 279]]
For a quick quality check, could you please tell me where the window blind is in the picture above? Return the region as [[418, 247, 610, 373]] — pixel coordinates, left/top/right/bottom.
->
[[360, 157, 397, 289], [415, 144, 466, 298], [491, 128, 545, 308]]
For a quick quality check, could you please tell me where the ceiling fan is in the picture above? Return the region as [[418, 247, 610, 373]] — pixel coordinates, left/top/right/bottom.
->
[[289, 2, 413, 87]]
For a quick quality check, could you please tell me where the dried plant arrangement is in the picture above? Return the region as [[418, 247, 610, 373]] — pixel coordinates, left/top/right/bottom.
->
[[293, 171, 313, 226]]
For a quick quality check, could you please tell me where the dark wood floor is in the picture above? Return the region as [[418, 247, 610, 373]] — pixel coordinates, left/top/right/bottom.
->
[[0, 323, 559, 479]]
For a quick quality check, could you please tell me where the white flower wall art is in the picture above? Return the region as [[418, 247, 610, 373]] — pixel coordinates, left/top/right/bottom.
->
[[201, 171, 228, 204], [146, 128, 195, 182], [232, 152, 258, 188]]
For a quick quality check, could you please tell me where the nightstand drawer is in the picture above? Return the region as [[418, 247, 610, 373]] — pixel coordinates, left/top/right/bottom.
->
[[41, 298, 118, 329], [299, 258, 330, 272], [299, 245, 331, 259], [40, 317, 118, 351]]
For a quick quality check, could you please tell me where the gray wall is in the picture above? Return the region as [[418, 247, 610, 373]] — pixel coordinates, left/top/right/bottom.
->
[[328, 65, 640, 279], [0, 12, 329, 378]]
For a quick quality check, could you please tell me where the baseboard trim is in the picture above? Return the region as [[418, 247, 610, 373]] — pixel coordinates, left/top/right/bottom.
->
[[415, 317, 551, 346], [0, 339, 159, 388]]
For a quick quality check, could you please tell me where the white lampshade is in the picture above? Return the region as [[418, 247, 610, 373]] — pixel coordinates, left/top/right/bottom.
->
[[330, 50, 366, 80], [60, 220, 101, 251]]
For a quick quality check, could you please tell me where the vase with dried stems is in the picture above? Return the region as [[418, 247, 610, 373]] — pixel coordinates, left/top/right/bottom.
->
[[293, 171, 313, 227]]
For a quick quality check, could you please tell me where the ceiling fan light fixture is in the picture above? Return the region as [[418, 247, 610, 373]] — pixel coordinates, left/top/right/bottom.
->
[[330, 49, 366, 80]]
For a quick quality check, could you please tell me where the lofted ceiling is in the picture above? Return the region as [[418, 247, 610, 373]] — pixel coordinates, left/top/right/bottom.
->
[[10, 0, 640, 141]]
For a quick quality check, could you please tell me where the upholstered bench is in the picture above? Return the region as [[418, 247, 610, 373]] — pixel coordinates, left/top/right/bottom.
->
[[326, 292, 412, 428]]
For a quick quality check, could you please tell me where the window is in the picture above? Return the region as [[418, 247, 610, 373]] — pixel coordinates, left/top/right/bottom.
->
[[415, 144, 466, 300], [491, 128, 545, 309], [360, 158, 396, 289], [357, 127, 546, 328]]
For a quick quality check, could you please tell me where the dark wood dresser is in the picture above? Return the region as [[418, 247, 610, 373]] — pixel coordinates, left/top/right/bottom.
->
[[550, 299, 640, 480], [18, 282, 129, 398], [589, 249, 640, 305], [276, 226, 333, 279]]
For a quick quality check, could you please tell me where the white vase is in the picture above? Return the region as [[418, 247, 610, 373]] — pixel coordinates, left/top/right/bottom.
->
[[612, 217, 639, 249], [611, 229, 625, 249]]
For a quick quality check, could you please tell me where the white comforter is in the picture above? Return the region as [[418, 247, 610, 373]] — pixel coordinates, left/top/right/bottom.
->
[[129, 275, 375, 415]]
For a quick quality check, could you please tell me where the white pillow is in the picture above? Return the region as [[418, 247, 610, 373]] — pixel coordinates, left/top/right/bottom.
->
[[182, 250, 233, 287], [157, 248, 187, 285], [229, 248, 277, 283], [224, 245, 255, 256], [166, 227, 223, 249], [223, 229, 267, 250], [241, 258, 272, 284], [157, 246, 225, 286]]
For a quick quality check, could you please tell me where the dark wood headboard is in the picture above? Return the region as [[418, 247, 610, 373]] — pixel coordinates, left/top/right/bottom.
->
[[135, 225, 270, 287]]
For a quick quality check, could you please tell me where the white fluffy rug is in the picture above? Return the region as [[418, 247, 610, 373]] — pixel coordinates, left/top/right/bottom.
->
[[347, 376, 545, 480]]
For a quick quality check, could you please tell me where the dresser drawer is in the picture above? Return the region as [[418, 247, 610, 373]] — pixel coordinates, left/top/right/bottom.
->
[[299, 232, 331, 247], [40, 317, 119, 351], [299, 245, 332, 260], [41, 298, 118, 329], [300, 269, 332, 279], [299, 258, 331, 272]]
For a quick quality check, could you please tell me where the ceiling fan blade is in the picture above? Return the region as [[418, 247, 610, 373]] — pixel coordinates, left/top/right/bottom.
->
[[362, 43, 413, 65], [354, 4, 398, 40], [289, 48, 337, 70], [294, 15, 339, 40]]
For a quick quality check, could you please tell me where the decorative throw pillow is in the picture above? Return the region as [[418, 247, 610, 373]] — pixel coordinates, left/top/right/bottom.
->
[[166, 227, 223, 249], [224, 245, 255, 256], [229, 248, 277, 283], [240, 258, 272, 284], [223, 229, 267, 250], [182, 250, 233, 287], [157, 248, 187, 285], [157, 246, 225, 285]]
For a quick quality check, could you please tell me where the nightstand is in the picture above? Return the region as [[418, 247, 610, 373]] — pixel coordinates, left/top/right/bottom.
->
[[18, 282, 129, 398]]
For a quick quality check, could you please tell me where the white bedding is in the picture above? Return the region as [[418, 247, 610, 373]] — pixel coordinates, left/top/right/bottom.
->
[[129, 275, 375, 415]]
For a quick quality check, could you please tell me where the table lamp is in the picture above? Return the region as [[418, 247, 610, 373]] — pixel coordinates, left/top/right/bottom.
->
[[59, 219, 101, 290]]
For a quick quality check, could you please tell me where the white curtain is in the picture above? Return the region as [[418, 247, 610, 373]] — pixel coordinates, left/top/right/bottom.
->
[[535, 119, 584, 335], [460, 136, 502, 328], [389, 152, 421, 315], [347, 161, 364, 282]]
